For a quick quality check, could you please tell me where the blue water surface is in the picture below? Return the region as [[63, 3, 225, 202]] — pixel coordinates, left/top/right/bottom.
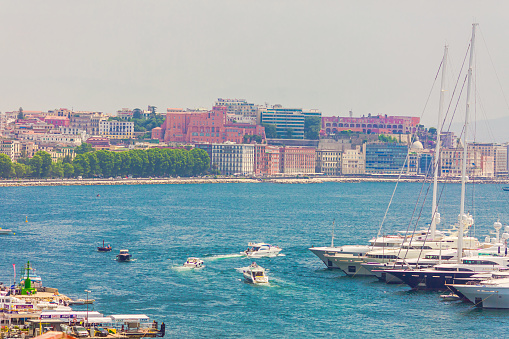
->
[[1, 182, 509, 338]]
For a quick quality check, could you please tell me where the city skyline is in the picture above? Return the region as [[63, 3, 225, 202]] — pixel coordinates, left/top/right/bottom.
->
[[2, 1, 509, 141]]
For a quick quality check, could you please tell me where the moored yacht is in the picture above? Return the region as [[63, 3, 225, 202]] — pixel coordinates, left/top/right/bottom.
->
[[447, 272, 509, 308], [387, 254, 509, 290]]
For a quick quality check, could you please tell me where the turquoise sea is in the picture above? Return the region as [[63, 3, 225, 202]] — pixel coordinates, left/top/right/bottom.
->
[[2, 182, 509, 338]]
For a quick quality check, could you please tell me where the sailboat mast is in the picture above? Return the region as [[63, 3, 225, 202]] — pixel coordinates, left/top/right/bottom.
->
[[457, 23, 477, 262], [331, 219, 335, 247], [431, 45, 448, 241]]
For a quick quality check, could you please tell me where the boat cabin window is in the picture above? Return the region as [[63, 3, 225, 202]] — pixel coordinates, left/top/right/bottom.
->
[[462, 259, 498, 265], [425, 255, 454, 260]]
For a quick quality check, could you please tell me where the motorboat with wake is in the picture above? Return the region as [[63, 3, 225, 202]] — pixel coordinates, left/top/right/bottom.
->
[[116, 249, 132, 262], [0, 227, 13, 235], [243, 242, 282, 258], [183, 257, 204, 268], [242, 262, 269, 284]]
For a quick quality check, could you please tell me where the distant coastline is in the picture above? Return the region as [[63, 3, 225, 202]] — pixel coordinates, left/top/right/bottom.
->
[[1, 176, 509, 187]]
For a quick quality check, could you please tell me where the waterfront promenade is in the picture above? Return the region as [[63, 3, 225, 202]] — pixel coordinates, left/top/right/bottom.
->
[[1, 176, 509, 187]]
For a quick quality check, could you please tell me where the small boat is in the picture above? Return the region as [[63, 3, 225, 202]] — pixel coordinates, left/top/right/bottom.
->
[[183, 257, 204, 269], [503, 187, 509, 191], [0, 228, 12, 235], [440, 293, 460, 301], [116, 249, 132, 262], [243, 242, 282, 258], [243, 262, 269, 284], [97, 240, 112, 252]]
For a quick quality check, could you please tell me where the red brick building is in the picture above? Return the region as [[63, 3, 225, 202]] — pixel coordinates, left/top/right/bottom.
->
[[152, 106, 266, 144], [279, 146, 316, 174], [254, 144, 280, 176]]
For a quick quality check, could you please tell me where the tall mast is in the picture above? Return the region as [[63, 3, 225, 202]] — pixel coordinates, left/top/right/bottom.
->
[[457, 23, 477, 262], [431, 45, 448, 240]]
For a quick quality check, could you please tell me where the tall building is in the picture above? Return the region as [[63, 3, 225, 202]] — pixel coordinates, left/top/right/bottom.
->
[[440, 147, 485, 177], [323, 114, 420, 135], [258, 104, 321, 139], [365, 142, 408, 174]]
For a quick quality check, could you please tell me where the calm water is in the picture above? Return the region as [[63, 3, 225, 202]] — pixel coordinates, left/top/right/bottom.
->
[[1, 182, 509, 338]]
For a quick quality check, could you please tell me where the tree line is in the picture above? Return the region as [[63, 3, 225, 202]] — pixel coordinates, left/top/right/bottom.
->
[[0, 146, 210, 179]]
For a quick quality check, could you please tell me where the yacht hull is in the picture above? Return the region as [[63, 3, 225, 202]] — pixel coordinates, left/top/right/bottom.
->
[[387, 270, 477, 290], [451, 285, 509, 308]]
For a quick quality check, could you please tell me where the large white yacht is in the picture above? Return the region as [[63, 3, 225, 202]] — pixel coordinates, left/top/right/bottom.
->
[[448, 272, 509, 308]]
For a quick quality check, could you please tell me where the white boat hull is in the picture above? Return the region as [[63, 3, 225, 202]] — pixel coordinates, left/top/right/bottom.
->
[[453, 285, 509, 308]]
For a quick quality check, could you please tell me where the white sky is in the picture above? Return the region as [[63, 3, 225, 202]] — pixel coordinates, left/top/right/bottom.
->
[[1, 1, 508, 135]]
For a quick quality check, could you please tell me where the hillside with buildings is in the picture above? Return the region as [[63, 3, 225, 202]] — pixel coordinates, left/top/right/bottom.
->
[[0, 99, 508, 179]]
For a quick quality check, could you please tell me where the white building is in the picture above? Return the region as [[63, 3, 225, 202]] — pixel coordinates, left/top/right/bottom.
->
[[0, 139, 21, 161], [341, 145, 365, 175], [315, 149, 342, 176], [211, 143, 255, 175], [99, 120, 134, 139], [215, 98, 258, 125]]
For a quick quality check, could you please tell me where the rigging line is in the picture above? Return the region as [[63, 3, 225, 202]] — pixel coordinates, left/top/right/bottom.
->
[[375, 57, 443, 239], [478, 26, 509, 113], [442, 43, 471, 134]]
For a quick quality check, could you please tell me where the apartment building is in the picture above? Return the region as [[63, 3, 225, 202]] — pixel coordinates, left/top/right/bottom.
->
[[99, 120, 134, 139], [342, 145, 365, 175], [315, 149, 342, 176], [258, 104, 321, 139], [279, 146, 316, 174]]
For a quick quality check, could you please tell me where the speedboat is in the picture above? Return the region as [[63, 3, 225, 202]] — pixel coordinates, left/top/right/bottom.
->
[[116, 249, 132, 262], [97, 240, 112, 252], [243, 262, 269, 284], [183, 257, 204, 269], [0, 228, 12, 235], [243, 242, 282, 258]]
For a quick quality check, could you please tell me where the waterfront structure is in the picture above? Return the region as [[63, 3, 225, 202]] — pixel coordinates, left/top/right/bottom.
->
[[99, 120, 134, 139], [0, 139, 21, 161], [322, 114, 420, 135], [215, 98, 258, 124], [440, 147, 484, 177], [341, 145, 365, 175], [153, 106, 265, 144], [254, 144, 280, 176], [210, 143, 255, 175], [315, 149, 342, 176], [258, 104, 321, 139], [279, 146, 316, 174], [365, 142, 408, 174]]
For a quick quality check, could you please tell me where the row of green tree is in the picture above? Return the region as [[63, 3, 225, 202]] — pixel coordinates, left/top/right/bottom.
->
[[0, 147, 210, 179]]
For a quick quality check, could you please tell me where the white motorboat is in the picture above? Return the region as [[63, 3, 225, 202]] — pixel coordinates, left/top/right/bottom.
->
[[243, 243, 282, 258], [116, 249, 132, 262], [242, 262, 269, 284], [183, 257, 204, 269], [0, 228, 12, 235]]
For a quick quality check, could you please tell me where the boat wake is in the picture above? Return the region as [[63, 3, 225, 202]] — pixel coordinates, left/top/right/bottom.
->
[[172, 265, 205, 271], [205, 254, 244, 260]]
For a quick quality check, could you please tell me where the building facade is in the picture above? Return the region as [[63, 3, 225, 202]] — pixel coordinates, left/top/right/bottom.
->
[[365, 142, 408, 174], [341, 145, 365, 175], [99, 120, 134, 139], [215, 98, 258, 125], [0, 139, 21, 161], [153, 107, 265, 144], [279, 146, 316, 174], [254, 144, 280, 176], [211, 143, 255, 175], [258, 104, 321, 139], [315, 149, 342, 176], [322, 114, 420, 135]]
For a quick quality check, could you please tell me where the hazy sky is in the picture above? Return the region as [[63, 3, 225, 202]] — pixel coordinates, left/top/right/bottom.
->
[[2, 1, 508, 134]]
